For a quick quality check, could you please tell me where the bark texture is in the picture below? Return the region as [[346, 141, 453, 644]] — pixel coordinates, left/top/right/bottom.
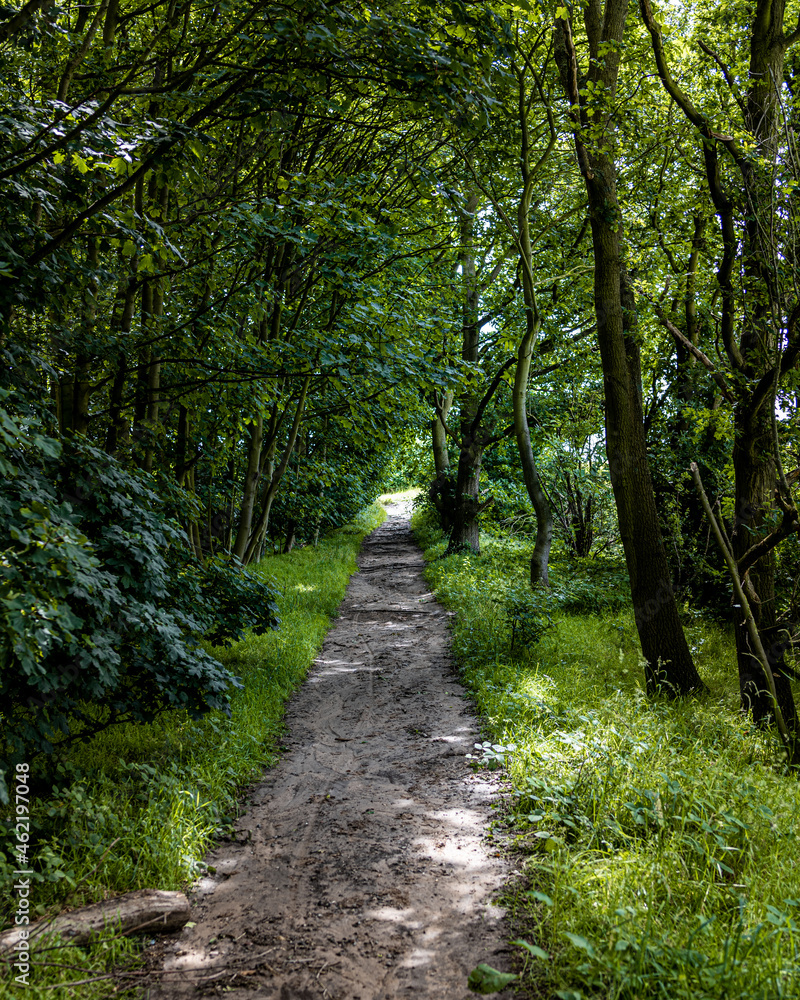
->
[[0, 890, 189, 952]]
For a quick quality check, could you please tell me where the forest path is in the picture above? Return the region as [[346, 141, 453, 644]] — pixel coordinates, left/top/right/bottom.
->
[[150, 503, 512, 999]]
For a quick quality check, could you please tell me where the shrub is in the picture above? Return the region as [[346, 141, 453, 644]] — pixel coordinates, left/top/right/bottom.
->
[[0, 395, 278, 802]]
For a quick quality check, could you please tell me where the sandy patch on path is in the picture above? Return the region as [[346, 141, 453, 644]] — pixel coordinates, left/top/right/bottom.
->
[[149, 508, 512, 999]]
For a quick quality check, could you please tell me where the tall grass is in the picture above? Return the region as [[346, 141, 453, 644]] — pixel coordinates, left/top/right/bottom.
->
[[414, 514, 800, 1000], [0, 501, 385, 998]]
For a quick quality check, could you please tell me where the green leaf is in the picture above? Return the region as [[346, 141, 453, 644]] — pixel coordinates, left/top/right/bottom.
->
[[71, 153, 90, 174], [511, 938, 550, 960], [526, 890, 553, 906], [467, 964, 518, 994], [564, 932, 595, 956]]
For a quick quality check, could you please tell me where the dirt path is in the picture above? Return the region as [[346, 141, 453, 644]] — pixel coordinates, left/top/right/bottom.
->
[[150, 504, 513, 999]]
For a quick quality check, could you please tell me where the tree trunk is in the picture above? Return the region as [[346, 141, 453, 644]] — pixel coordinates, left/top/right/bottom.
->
[[513, 69, 554, 588], [243, 376, 311, 565], [595, 204, 703, 695], [232, 415, 263, 561], [732, 396, 799, 734], [175, 405, 189, 485], [639, 0, 799, 722], [432, 389, 452, 475], [514, 325, 553, 587], [0, 889, 189, 952], [448, 443, 482, 552], [73, 237, 98, 435], [104, 273, 136, 454], [732, 0, 799, 736], [143, 184, 169, 472], [556, 8, 704, 696], [446, 188, 483, 553], [57, 376, 74, 434]]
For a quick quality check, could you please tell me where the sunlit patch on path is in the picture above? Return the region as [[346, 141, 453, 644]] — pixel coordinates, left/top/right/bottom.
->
[[150, 504, 512, 999]]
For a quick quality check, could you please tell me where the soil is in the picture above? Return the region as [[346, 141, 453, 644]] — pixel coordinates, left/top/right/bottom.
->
[[147, 503, 514, 999]]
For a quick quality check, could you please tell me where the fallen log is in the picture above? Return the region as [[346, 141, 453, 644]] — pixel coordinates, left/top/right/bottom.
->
[[0, 889, 190, 952]]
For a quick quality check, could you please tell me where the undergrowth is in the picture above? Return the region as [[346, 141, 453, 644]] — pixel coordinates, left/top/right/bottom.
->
[[0, 501, 385, 998], [413, 511, 800, 1000]]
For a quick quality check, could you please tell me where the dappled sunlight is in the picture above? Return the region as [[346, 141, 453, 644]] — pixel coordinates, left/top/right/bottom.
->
[[400, 947, 438, 968], [312, 658, 367, 675], [365, 906, 421, 926], [429, 729, 474, 744], [156, 513, 510, 997], [419, 514, 800, 1000]]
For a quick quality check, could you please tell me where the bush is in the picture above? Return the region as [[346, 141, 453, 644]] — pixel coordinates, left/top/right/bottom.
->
[[193, 556, 280, 646], [0, 395, 278, 802]]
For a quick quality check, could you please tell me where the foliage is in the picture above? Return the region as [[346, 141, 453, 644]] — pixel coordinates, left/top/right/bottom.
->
[[193, 556, 280, 647], [467, 962, 518, 993], [0, 388, 280, 801], [502, 587, 556, 649], [268, 426, 391, 548], [414, 511, 800, 1000], [381, 431, 435, 492]]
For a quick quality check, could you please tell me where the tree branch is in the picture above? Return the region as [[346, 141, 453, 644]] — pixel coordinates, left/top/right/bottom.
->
[[639, 288, 736, 403], [0, 0, 49, 42]]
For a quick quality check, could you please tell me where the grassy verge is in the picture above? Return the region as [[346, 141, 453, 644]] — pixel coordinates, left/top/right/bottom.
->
[[0, 501, 385, 998], [414, 513, 800, 1000]]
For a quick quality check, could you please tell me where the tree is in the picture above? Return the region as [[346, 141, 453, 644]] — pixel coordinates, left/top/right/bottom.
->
[[0, 0, 499, 786], [554, 0, 705, 695], [639, 0, 800, 744]]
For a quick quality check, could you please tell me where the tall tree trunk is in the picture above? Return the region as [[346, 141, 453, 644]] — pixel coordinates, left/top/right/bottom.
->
[[732, 391, 798, 733], [514, 325, 553, 588], [232, 415, 263, 561], [186, 465, 203, 561], [243, 376, 311, 565], [447, 188, 483, 553], [69, 236, 97, 435], [732, 0, 799, 733], [640, 0, 799, 723], [556, 7, 704, 695], [513, 63, 555, 587], [175, 405, 189, 486], [104, 273, 136, 454], [448, 444, 482, 552], [143, 183, 169, 472]]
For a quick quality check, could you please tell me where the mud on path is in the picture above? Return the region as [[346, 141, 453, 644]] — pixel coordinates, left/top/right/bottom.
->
[[149, 504, 513, 999]]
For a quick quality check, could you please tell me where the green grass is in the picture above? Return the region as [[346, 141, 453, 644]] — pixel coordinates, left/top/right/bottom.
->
[[414, 512, 800, 1000], [0, 501, 385, 998]]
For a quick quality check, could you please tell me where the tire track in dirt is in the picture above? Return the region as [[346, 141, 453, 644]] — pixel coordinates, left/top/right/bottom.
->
[[149, 504, 512, 999]]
